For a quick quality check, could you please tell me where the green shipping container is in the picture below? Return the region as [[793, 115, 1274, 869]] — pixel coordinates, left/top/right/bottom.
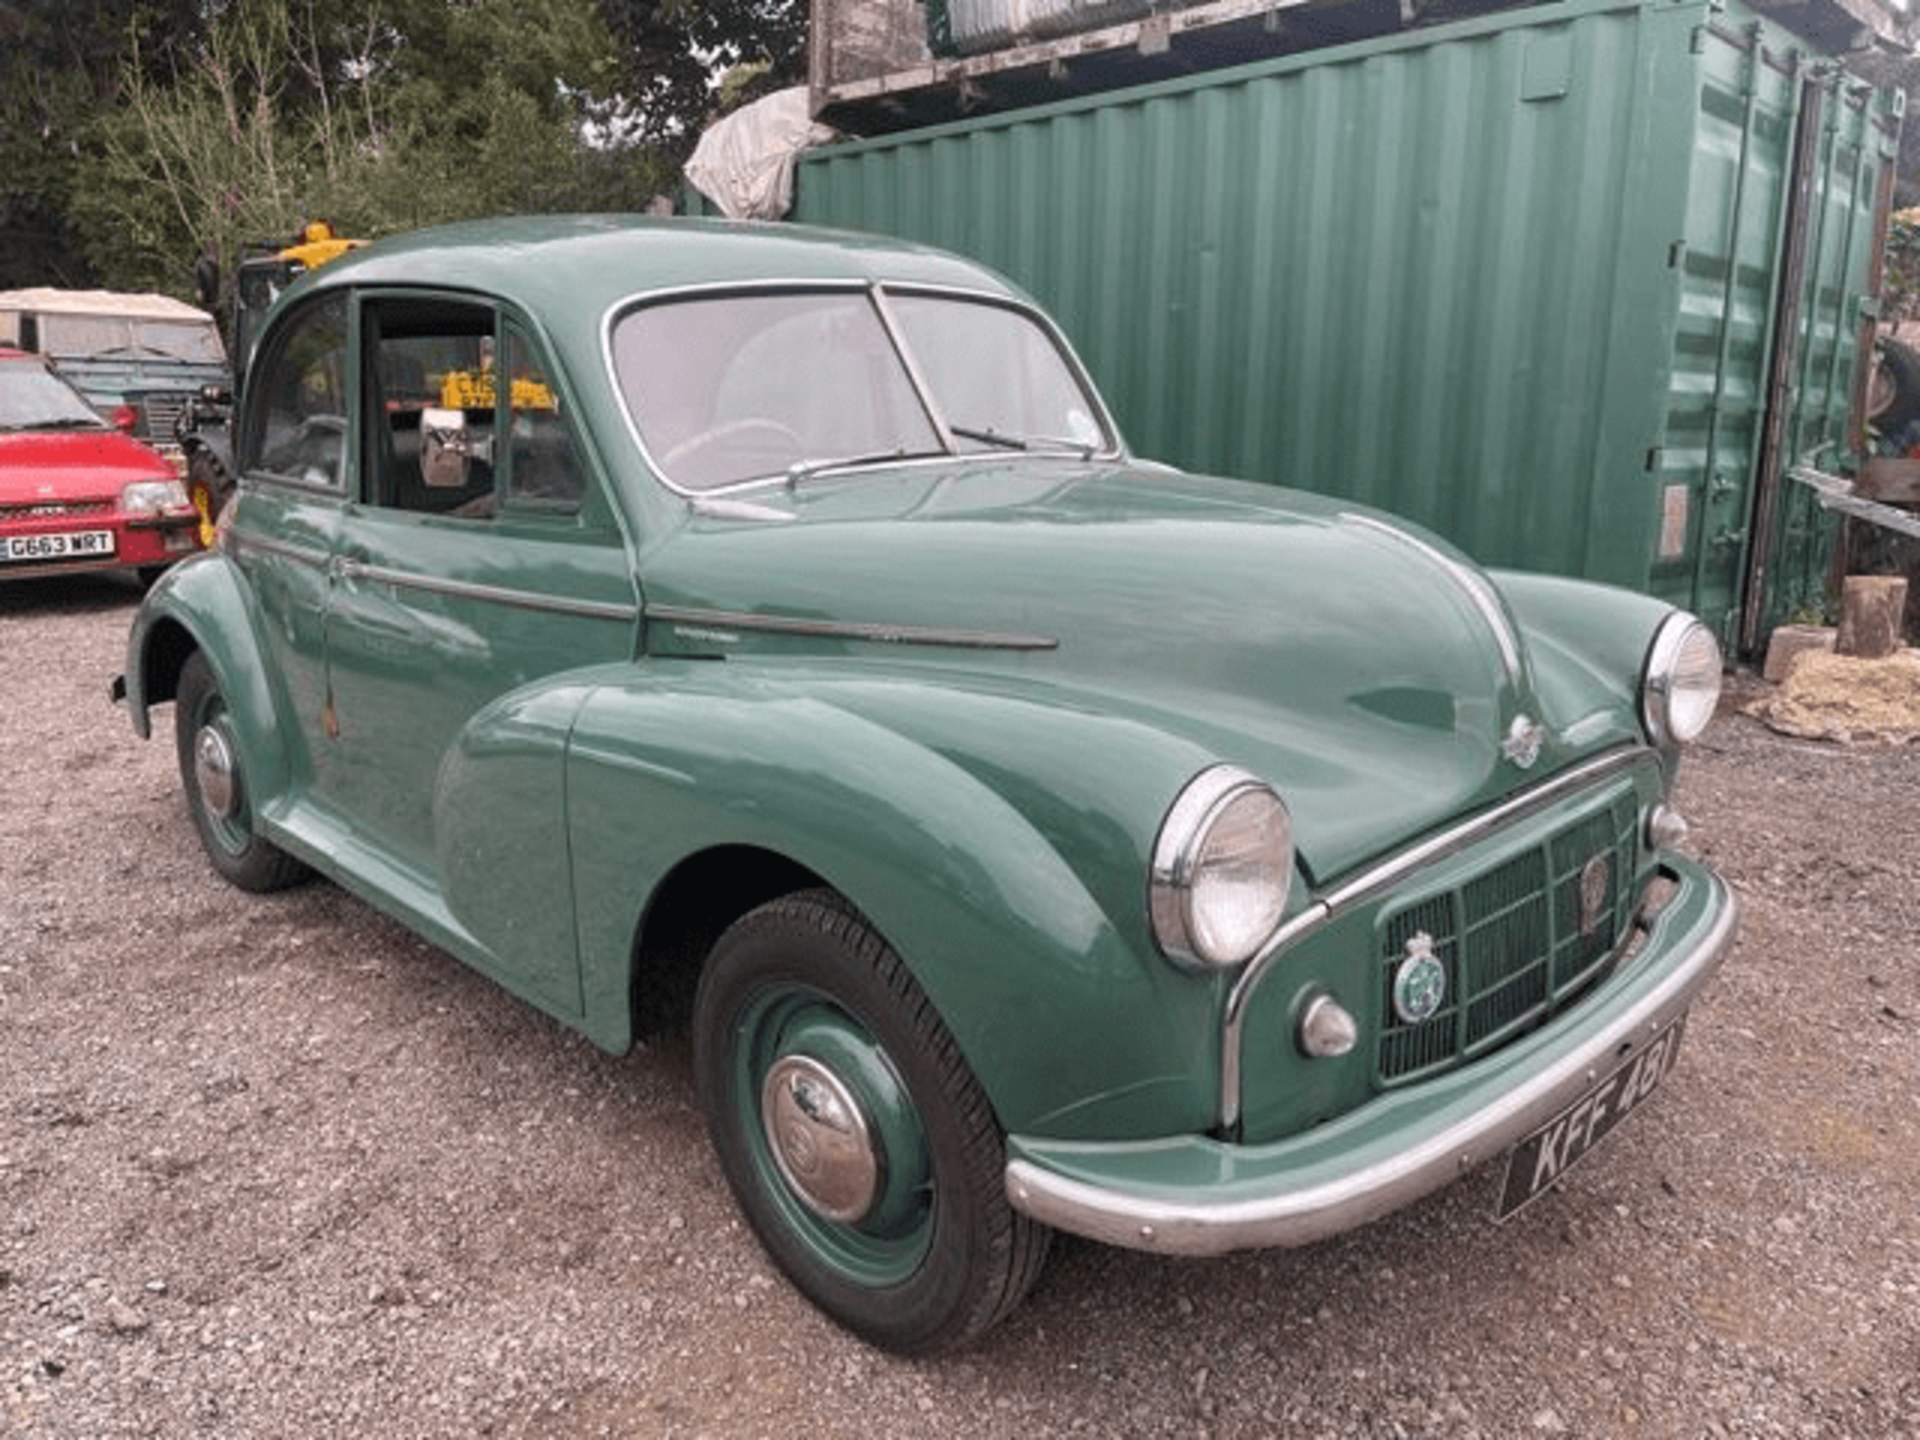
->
[[794, 0, 1903, 655]]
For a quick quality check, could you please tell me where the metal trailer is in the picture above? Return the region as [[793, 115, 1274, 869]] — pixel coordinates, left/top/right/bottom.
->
[[793, 0, 1903, 655]]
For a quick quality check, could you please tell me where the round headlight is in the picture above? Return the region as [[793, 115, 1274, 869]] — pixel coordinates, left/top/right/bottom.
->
[[1642, 613, 1723, 746], [1150, 766, 1293, 969]]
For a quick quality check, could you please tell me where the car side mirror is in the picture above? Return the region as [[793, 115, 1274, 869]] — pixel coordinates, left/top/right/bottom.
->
[[420, 407, 491, 489]]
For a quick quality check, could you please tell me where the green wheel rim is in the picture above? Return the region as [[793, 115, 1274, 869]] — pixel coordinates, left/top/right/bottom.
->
[[732, 984, 935, 1288], [188, 691, 252, 859]]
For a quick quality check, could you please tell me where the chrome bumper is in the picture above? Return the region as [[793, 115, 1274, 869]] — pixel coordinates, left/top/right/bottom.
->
[[1004, 858, 1736, 1256]]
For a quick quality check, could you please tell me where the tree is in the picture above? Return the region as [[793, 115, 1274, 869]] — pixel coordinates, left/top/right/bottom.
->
[[0, 0, 209, 287], [595, 0, 807, 159], [68, 0, 669, 304]]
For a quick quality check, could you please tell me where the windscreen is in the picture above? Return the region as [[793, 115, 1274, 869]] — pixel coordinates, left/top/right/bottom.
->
[[611, 287, 1108, 492], [130, 319, 226, 363], [886, 293, 1107, 456], [0, 361, 106, 430], [34, 314, 223, 364]]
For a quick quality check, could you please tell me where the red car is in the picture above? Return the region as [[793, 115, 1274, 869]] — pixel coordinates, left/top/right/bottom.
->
[[1, 347, 202, 582]]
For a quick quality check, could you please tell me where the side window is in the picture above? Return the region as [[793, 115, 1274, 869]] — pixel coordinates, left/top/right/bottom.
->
[[244, 293, 349, 487], [501, 322, 585, 512], [363, 298, 497, 518]]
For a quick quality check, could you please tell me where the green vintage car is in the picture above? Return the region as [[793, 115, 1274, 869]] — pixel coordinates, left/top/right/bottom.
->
[[118, 217, 1737, 1353]]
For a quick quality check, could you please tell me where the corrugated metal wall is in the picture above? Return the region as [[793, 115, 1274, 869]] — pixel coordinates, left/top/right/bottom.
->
[[795, 0, 1901, 649]]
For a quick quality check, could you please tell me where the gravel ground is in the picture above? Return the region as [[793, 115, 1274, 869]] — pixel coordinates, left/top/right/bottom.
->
[[2, 571, 1917, 1439]]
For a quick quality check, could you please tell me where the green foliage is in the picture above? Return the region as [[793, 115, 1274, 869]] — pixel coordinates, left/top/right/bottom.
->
[[61, 0, 672, 307], [1884, 207, 1920, 326], [0, 0, 209, 287], [1788, 600, 1837, 628], [596, 0, 806, 157]]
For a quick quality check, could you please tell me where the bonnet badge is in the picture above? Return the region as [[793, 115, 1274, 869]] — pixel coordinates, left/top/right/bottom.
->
[[1502, 714, 1545, 769]]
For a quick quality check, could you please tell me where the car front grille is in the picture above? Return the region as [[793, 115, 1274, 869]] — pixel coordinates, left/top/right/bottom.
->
[[1376, 785, 1640, 1084], [1, 499, 115, 521], [133, 391, 189, 441]]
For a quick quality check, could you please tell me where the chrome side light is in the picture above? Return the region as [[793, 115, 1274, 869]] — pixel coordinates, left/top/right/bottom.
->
[[1647, 805, 1689, 850], [1296, 991, 1358, 1058]]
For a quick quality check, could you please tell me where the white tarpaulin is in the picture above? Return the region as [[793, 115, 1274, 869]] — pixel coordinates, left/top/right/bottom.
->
[[686, 88, 836, 221]]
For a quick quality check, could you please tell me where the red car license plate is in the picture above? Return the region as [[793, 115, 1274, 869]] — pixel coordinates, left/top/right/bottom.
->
[[1497, 1012, 1688, 1221], [2, 530, 116, 563]]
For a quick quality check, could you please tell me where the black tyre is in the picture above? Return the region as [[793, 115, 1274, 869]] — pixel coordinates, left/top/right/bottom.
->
[[693, 890, 1051, 1354], [1869, 337, 1920, 431], [173, 651, 309, 893]]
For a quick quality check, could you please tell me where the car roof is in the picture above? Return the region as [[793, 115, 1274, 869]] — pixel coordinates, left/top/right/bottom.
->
[[296, 216, 1026, 320], [0, 288, 216, 323]]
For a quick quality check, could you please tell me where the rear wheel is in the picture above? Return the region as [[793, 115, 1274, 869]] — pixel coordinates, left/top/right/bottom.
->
[[173, 651, 308, 893], [693, 890, 1050, 1354], [1869, 337, 1920, 431]]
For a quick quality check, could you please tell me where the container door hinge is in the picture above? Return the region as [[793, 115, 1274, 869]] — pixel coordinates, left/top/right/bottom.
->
[[1646, 447, 1665, 471], [1668, 240, 1687, 269]]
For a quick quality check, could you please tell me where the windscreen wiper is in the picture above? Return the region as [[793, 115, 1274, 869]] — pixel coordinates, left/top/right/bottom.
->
[[948, 424, 1095, 459], [784, 446, 941, 486]]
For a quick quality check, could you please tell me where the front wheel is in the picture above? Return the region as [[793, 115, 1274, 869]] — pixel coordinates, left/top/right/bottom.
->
[[693, 890, 1050, 1354], [173, 651, 309, 893]]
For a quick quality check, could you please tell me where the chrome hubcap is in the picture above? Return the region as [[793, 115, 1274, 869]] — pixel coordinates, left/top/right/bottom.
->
[[761, 1054, 880, 1223], [193, 723, 238, 821]]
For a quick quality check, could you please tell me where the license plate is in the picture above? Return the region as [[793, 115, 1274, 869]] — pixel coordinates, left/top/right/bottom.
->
[[1497, 1012, 1688, 1221], [2, 530, 116, 564]]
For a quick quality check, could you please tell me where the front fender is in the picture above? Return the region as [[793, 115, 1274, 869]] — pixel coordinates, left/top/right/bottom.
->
[[565, 662, 1237, 1141], [1494, 569, 1674, 759], [123, 551, 289, 806]]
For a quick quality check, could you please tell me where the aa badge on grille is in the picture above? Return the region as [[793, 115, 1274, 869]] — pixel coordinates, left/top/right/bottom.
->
[[1392, 932, 1448, 1024]]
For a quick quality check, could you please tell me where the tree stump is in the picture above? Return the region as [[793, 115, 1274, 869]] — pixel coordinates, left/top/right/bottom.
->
[[1835, 575, 1910, 659]]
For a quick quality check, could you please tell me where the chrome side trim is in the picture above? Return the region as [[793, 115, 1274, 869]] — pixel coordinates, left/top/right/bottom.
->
[[1219, 744, 1660, 1127], [230, 532, 330, 570], [687, 496, 797, 523], [645, 603, 1059, 652], [332, 559, 639, 623], [1008, 865, 1736, 1256]]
